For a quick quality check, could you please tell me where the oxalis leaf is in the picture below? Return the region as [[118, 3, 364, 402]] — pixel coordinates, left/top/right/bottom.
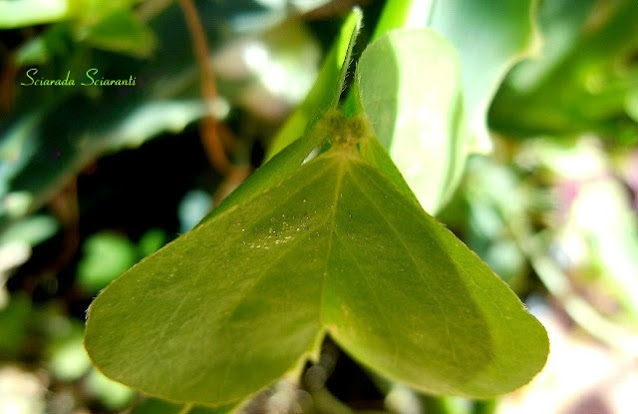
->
[[84, 111, 547, 405], [428, 0, 539, 151], [355, 29, 468, 214], [354, 0, 538, 214]]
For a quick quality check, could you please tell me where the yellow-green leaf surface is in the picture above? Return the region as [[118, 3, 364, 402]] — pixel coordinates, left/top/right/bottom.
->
[[85, 113, 548, 405]]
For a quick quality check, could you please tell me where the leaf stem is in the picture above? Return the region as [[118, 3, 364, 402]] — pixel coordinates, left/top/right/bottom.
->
[[0, 44, 16, 112], [178, 0, 231, 175]]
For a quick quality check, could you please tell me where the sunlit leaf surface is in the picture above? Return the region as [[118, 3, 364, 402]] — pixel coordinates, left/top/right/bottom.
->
[[353, 0, 538, 214], [356, 29, 467, 214]]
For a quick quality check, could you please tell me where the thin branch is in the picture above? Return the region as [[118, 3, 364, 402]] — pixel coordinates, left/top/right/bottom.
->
[[178, 0, 231, 174], [24, 178, 80, 297], [0, 46, 16, 113]]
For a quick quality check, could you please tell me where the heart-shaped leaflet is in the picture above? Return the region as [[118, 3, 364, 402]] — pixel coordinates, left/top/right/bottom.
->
[[84, 113, 548, 406]]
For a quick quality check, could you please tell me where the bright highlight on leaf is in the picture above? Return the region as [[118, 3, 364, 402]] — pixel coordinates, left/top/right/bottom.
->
[[84, 112, 548, 406], [355, 29, 467, 214]]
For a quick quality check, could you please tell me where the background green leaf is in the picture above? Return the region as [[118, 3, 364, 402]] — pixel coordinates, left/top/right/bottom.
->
[[0, 0, 72, 28], [428, 0, 538, 151], [490, 0, 638, 139], [352, 0, 538, 214], [77, 232, 138, 293], [355, 29, 467, 213], [81, 9, 157, 57]]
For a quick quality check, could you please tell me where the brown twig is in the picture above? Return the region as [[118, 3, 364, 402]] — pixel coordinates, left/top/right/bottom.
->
[[0, 46, 16, 113], [22, 178, 80, 297], [178, 0, 231, 175], [48, 178, 80, 272], [213, 165, 252, 204]]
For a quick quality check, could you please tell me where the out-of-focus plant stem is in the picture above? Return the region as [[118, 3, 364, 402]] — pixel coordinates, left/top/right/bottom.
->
[[178, 0, 231, 175], [0, 43, 16, 112]]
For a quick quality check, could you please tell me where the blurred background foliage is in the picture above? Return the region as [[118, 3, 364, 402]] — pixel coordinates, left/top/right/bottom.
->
[[0, 0, 637, 413]]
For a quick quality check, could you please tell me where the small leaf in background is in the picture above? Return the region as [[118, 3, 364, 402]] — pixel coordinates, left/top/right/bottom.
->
[[85, 113, 547, 405], [105, 101, 209, 148], [79, 9, 157, 57], [138, 228, 168, 257], [355, 29, 467, 214], [46, 323, 91, 381], [0, 0, 72, 28], [77, 232, 138, 293], [503, 0, 595, 93], [15, 36, 51, 66], [490, 0, 638, 138], [0, 243, 32, 308], [0, 294, 31, 357], [0, 98, 208, 227], [0, 215, 59, 247], [85, 369, 135, 411]]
